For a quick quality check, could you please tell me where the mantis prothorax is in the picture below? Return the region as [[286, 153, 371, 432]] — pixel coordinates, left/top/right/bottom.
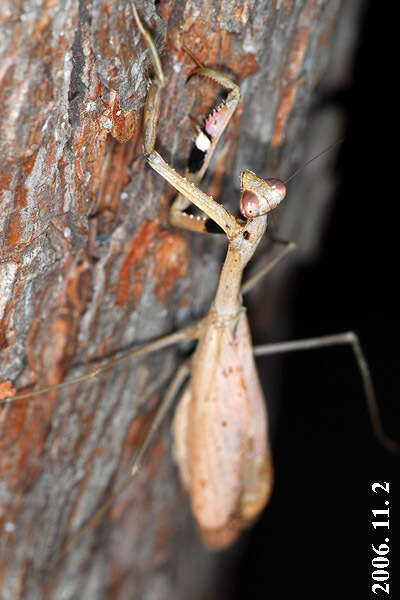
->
[[1, 1, 398, 561]]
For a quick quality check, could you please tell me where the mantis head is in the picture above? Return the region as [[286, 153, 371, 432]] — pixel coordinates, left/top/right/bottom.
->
[[240, 170, 286, 219]]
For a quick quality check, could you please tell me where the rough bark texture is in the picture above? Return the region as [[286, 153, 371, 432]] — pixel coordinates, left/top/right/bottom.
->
[[0, 1, 364, 598]]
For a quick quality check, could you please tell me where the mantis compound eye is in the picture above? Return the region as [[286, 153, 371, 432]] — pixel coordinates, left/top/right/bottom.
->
[[240, 171, 286, 218], [265, 177, 286, 197], [240, 190, 259, 218]]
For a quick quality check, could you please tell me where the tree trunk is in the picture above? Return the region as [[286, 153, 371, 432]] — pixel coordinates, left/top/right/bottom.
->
[[0, 1, 364, 598]]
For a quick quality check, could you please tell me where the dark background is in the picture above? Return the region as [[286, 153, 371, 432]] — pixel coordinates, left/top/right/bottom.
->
[[233, 2, 399, 598]]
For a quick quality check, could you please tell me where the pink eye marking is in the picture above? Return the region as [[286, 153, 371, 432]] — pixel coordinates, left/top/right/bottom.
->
[[265, 177, 286, 196], [205, 103, 229, 138], [240, 190, 259, 218]]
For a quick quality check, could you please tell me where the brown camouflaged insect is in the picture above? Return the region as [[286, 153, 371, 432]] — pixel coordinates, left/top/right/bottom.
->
[[1, 1, 398, 561]]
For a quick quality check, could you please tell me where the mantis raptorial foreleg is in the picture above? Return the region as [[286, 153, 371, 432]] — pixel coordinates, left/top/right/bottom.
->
[[132, 3, 399, 464], [1, 1, 398, 571], [169, 48, 241, 234], [132, 1, 241, 235], [132, 4, 240, 238]]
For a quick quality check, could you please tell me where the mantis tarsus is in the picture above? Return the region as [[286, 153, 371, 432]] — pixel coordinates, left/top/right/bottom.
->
[[0, 0, 398, 568]]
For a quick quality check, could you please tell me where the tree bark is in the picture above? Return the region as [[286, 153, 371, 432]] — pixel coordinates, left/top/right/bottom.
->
[[0, 1, 364, 598]]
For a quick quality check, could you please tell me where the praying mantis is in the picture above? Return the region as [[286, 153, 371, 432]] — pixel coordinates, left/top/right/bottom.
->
[[0, 1, 396, 600]]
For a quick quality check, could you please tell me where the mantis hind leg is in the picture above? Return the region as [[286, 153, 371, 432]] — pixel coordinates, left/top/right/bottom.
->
[[46, 357, 192, 570], [253, 332, 400, 454]]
